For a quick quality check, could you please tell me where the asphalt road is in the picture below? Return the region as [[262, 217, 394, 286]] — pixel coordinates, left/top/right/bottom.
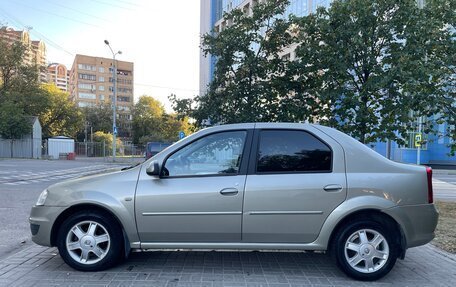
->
[[433, 172, 456, 201], [0, 158, 132, 260]]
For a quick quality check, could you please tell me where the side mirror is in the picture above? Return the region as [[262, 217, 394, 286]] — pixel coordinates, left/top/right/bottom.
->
[[146, 160, 160, 177]]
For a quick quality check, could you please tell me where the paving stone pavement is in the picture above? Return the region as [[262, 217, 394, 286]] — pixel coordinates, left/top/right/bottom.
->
[[0, 244, 455, 287]]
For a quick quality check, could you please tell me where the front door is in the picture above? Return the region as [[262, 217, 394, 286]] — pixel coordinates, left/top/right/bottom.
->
[[136, 130, 252, 243]]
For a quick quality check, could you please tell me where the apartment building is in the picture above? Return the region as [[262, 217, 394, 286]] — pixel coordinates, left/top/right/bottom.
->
[[69, 54, 134, 139], [0, 26, 47, 81], [47, 63, 69, 92]]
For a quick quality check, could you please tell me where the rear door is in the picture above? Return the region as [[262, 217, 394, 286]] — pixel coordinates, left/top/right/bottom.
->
[[242, 125, 347, 243]]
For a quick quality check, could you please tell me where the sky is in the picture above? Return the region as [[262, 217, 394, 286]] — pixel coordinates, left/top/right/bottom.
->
[[0, 0, 201, 112]]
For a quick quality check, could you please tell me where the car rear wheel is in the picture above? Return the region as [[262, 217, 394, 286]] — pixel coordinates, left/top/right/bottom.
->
[[57, 211, 124, 271], [332, 220, 399, 281]]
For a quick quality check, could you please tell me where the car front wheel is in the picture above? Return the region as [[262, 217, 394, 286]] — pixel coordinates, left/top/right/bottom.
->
[[333, 220, 399, 281], [57, 210, 124, 271]]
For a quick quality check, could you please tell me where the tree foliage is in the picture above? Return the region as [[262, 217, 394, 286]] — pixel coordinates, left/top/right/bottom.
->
[[172, 0, 455, 152], [39, 84, 83, 138], [132, 95, 193, 144], [92, 130, 123, 151], [291, 0, 455, 144], [0, 101, 31, 139], [195, 0, 301, 123], [1, 38, 84, 140], [82, 103, 115, 134]]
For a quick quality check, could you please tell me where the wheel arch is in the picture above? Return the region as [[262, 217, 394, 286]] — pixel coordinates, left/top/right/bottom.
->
[[327, 209, 406, 259], [50, 203, 131, 257]]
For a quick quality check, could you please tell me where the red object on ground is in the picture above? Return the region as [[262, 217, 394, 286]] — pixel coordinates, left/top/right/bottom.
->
[[67, 152, 76, 160]]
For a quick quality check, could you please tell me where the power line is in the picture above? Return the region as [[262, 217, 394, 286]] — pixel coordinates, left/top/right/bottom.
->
[[112, 0, 142, 8], [46, 0, 111, 24], [7, 1, 102, 28], [0, 8, 74, 56], [91, 0, 135, 11]]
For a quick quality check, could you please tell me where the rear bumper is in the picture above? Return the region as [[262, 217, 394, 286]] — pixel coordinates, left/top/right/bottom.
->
[[384, 203, 438, 248], [29, 205, 66, 247]]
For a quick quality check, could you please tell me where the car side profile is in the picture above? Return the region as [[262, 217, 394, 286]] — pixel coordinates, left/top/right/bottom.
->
[[29, 123, 438, 281]]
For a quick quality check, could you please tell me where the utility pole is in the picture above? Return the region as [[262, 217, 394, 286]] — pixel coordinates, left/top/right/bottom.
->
[[417, 116, 422, 165], [104, 40, 122, 162]]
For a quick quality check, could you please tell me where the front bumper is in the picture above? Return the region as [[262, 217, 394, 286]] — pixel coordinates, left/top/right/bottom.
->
[[384, 203, 439, 249], [29, 205, 66, 247]]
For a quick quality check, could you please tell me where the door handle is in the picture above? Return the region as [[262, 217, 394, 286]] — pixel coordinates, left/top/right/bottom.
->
[[220, 188, 239, 196], [323, 184, 343, 192]]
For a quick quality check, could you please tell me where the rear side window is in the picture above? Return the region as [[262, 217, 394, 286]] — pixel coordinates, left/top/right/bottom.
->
[[256, 130, 332, 173]]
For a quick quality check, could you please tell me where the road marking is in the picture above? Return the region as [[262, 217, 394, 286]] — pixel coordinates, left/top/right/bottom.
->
[[0, 164, 127, 185]]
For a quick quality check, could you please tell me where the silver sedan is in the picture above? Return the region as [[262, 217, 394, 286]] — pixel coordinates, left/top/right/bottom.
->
[[30, 123, 438, 281]]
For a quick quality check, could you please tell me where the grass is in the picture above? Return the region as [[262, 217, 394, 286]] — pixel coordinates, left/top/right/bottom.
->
[[433, 201, 456, 254]]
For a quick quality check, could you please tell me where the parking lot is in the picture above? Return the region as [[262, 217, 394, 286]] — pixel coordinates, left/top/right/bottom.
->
[[0, 159, 456, 286]]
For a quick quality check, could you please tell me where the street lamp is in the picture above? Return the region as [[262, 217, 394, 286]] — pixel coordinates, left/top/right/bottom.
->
[[104, 40, 122, 162]]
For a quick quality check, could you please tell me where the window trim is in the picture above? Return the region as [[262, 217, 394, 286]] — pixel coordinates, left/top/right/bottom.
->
[[160, 129, 253, 179], [248, 128, 333, 175]]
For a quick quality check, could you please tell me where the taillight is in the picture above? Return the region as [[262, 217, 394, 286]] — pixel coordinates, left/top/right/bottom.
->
[[426, 166, 433, 203]]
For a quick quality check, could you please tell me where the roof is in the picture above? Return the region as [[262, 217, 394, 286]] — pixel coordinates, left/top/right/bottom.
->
[[24, 116, 40, 126]]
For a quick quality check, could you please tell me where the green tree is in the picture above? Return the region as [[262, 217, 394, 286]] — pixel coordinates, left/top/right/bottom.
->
[[178, 0, 301, 125], [0, 102, 31, 157], [0, 101, 31, 139], [132, 95, 165, 143], [39, 84, 84, 138], [81, 103, 114, 134], [291, 0, 455, 146], [0, 37, 43, 140], [138, 114, 193, 144], [133, 95, 193, 144], [92, 131, 123, 155]]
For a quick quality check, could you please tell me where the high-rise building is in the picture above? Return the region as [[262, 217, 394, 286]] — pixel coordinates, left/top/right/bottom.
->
[[47, 63, 69, 92], [0, 26, 47, 81], [69, 54, 134, 139]]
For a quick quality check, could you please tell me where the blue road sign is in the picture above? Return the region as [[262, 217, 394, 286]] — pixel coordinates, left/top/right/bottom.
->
[[113, 126, 118, 135], [178, 131, 185, 139]]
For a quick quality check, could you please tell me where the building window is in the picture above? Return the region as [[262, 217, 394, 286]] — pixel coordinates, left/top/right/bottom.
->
[[78, 73, 96, 81], [99, 95, 105, 101], [78, 64, 96, 71], [99, 85, 105, 91], [117, 69, 131, 76], [78, 92, 96, 100], [99, 76, 104, 82], [99, 67, 104, 73], [78, 83, 96, 90], [78, 101, 95, 107], [117, 96, 131, 102]]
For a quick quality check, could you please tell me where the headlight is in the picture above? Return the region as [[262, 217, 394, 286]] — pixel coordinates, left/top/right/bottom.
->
[[36, 189, 48, 206]]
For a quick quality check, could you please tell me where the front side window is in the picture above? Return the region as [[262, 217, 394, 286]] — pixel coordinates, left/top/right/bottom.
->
[[163, 131, 247, 177], [257, 130, 331, 173]]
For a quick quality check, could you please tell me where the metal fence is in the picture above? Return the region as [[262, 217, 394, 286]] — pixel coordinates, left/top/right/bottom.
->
[[0, 138, 42, 159], [74, 142, 146, 158]]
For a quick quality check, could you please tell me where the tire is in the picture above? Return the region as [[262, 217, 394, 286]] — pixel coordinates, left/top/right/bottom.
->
[[332, 220, 399, 281], [57, 210, 124, 271]]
